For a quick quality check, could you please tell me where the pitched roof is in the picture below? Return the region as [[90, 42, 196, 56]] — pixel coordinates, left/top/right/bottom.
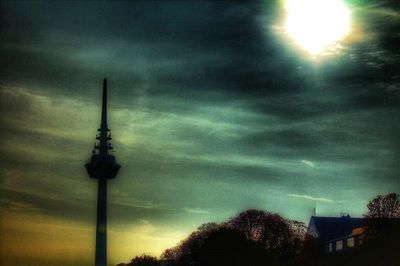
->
[[309, 216, 364, 241]]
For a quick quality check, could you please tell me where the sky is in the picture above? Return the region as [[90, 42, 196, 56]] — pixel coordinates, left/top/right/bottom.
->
[[0, 0, 399, 265]]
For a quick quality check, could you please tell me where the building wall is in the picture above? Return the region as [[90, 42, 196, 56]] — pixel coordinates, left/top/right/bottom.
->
[[325, 234, 364, 253], [306, 218, 319, 239]]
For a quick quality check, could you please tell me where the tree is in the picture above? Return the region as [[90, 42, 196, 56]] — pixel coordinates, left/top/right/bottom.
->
[[122, 254, 161, 266], [158, 210, 305, 266], [226, 209, 267, 241], [226, 209, 306, 259], [161, 223, 222, 266], [196, 227, 268, 266], [161, 224, 270, 266], [365, 192, 400, 218]]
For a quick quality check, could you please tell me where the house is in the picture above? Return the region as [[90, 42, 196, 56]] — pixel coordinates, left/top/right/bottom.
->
[[306, 215, 365, 253]]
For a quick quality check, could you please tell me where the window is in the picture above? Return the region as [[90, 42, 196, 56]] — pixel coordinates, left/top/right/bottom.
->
[[347, 237, 354, 247], [358, 234, 364, 245], [336, 240, 343, 251], [328, 242, 333, 252]]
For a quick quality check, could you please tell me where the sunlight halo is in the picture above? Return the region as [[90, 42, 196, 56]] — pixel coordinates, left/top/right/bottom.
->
[[284, 0, 351, 55]]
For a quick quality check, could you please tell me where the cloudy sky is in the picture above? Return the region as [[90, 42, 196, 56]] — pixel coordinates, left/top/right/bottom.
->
[[0, 0, 399, 265]]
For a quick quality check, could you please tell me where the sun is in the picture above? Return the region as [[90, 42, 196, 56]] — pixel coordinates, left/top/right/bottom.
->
[[284, 0, 351, 55]]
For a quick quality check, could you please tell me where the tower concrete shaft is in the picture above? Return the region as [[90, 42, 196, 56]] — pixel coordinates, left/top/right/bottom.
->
[[95, 178, 107, 266], [85, 78, 120, 266]]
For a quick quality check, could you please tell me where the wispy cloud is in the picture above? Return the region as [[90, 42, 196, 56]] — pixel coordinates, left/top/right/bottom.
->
[[288, 194, 333, 203], [0, 198, 41, 213], [182, 207, 211, 215], [301, 160, 315, 168], [111, 194, 164, 210]]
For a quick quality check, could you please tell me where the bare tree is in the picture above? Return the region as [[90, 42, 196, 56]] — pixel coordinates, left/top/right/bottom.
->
[[161, 224, 271, 266], [161, 223, 221, 266], [154, 210, 305, 266], [123, 254, 161, 266], [226, 209, 305, 256], [226, 209, 267, 241], [365, 193, 400, 218]]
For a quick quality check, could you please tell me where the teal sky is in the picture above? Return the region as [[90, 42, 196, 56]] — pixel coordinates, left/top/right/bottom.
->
[[0, 1, 399, 265]]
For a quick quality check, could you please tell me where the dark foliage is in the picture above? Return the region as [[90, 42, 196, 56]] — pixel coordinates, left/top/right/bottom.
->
[[161, 225, 273, 266], [226, 209, 306, 260], [296, 237, 322, 266], [120, 254, 161, 266], [365, 192, 400, 218], [161, 210, 305, 266], [196, 227, 271, 266]]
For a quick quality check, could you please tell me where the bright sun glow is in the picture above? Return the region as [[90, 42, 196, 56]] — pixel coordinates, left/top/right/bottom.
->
[[284, 0, 351, 55]]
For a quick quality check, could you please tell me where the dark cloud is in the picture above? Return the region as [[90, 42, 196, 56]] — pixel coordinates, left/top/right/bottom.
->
[[0, 0, 299, 102], [0, 188, 95, 222]]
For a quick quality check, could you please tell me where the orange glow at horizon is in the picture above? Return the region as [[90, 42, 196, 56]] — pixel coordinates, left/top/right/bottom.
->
[[0, 211, 185, 265]]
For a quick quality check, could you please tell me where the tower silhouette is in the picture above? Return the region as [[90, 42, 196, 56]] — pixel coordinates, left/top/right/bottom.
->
[[85, 78, 120, 266]]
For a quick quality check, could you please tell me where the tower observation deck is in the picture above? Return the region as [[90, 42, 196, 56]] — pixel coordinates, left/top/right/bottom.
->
[[85, 78, 120, 266]]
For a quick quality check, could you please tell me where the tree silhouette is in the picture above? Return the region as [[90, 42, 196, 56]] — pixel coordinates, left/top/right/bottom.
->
[[121, 254, 161, 266], [227, 209, 306, 259], [161, 225, 272, 266], [161, 210, 305, 266], [363, 193, 400, 256], [161, 223, 222, 266], [226, 209, 266, 241], [365, 192, 400, 218]]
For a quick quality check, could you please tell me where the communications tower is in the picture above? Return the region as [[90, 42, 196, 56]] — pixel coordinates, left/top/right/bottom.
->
[[85, 78, 120, 266]]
